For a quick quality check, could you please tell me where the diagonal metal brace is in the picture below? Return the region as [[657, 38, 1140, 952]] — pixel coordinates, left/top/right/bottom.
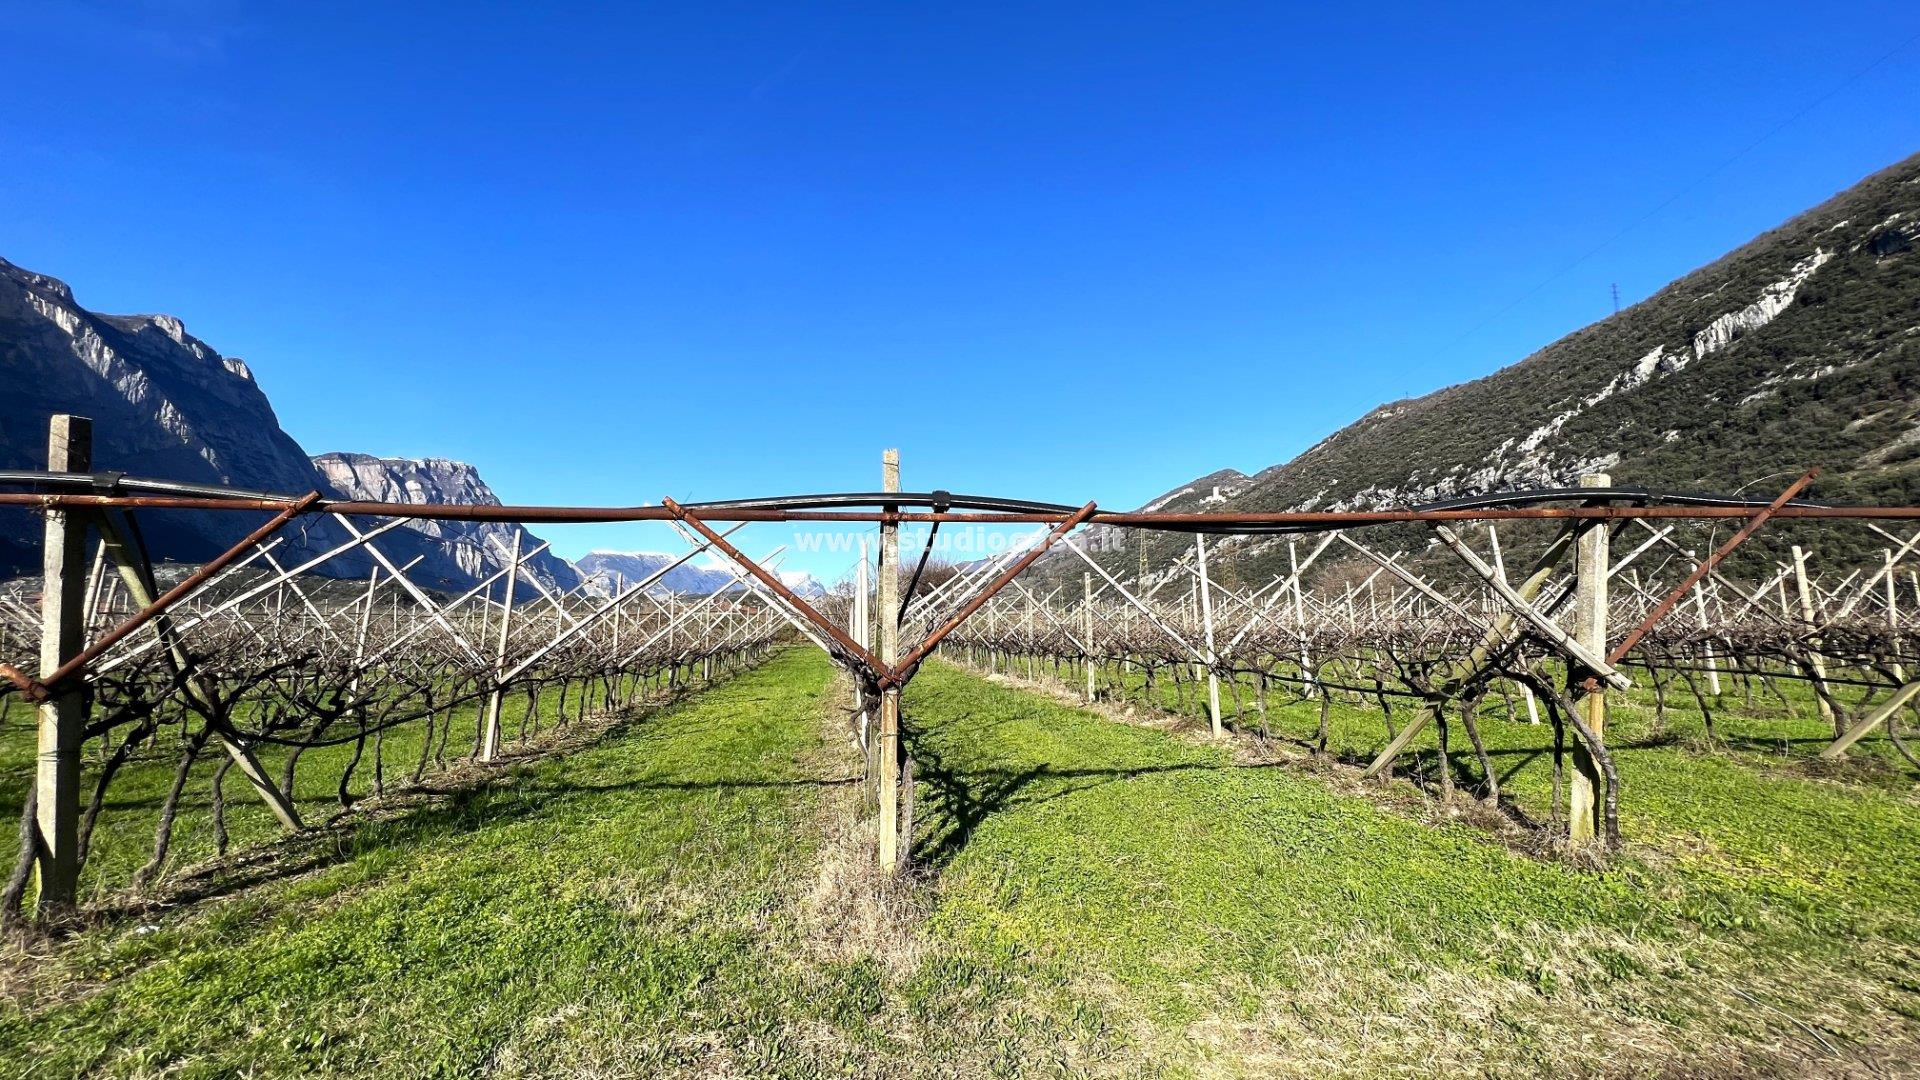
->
[[1604, 468, 1818, 669], [881, 502, 1098, 688], [13, 492, 323, 701], [661, 496, 889, 681]]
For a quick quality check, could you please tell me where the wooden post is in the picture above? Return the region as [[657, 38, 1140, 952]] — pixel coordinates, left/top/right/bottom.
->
[[1083, 572, 1096, 703], [1791, 545, 1836, 731], [1194, 534, 1223, 737], [1569, 473, 1609, 845], [35, 415, 90, 915], [876, 449, 902, 874], [481, 528, 521, 762]]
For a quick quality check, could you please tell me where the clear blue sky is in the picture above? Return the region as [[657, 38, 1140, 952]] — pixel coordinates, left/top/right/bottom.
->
[[4, 2, 1919, 579]]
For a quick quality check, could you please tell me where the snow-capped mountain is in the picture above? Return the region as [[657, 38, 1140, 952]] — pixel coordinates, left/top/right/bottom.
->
[[578, 550, 826, 598]]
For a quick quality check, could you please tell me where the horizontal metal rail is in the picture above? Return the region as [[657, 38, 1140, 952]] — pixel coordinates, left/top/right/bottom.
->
[[2, 478, 1917, 532]]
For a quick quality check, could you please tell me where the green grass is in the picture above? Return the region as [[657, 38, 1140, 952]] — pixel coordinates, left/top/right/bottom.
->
[[906, 658, 1920, 1074], [3, 650, 1919, 1076], [0, 674, 643, 902], [1082, 659, 1920, 940], [0, 654, 856, 1076]]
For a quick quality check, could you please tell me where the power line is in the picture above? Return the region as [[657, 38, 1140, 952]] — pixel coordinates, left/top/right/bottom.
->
[[1434, 28, 1920, 356]]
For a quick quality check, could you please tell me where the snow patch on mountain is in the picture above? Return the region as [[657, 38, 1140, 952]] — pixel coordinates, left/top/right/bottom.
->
[[577, 550, 824, 598]]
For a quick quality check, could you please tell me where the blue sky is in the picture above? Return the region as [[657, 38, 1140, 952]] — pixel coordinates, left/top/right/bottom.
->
[[4, 2, 1919, 581]]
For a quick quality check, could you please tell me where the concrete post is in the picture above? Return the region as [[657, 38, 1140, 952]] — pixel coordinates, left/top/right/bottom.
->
[[1791, 545, 1837, 732], [1083, 572, 1096, 704], [1194, 534, 1223, 737], [481, 528, 522, 761]]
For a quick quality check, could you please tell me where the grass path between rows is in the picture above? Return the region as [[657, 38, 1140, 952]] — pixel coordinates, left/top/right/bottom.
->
[[4, 650, 1919, 1077], [904, 661, 1920, 1075], [0, 651, 861, 1077]]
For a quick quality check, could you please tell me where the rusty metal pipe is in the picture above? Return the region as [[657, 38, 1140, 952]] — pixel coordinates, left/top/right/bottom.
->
[[3, 491, 1919, 530], [659, 497, 888, 679], [34, 492, 323, 696], [881, 501, 1099, 688], [1604, 469, 1818, 667]]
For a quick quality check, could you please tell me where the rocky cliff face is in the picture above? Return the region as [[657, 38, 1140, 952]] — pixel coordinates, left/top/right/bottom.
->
[[0, 255, 351, 571], [1057, 152, 1920, 583], [314, 453, 581, 595], [577, 550, 825, 598], [0, 255, 577, 592]]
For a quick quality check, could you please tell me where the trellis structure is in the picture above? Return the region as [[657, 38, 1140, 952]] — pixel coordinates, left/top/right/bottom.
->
[[5, 417, 1920, 923], [938, 493, 1920, 844]]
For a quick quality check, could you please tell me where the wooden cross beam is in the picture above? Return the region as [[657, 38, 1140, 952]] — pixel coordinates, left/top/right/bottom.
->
[[1432, 524, 1632, 691], [1361, 517, 1584, 778], [1820, 680, 1920, 759]]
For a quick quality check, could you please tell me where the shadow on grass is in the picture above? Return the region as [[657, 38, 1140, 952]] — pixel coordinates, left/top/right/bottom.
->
[[90, 776, 561, 925], [904, 726, 1231, 871], [513, 775, 861, 796], [76, 688, 728, 928]]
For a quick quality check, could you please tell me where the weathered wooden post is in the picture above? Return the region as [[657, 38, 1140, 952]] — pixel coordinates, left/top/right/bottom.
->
[[1569, 473, 1610, 845], [1083, 571, 1096, 703], [1194, 534, 1223, 737], [481, 528, 521, 762], [1791, 545, 1837, 732], [35, 415, 91, 915], [876, 449, 902, 874]]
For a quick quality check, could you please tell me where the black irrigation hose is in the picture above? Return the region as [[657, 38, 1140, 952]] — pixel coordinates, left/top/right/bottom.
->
[[0, 469, 1852, 532], [680, 490, 1086, 516], [0, 469, 298, 503], [1615, 656, 1911, 692], [1174, 486, 1848, 536], [897, 491, 950, 623]]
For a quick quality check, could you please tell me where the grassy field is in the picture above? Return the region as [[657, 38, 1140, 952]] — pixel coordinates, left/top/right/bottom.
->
[[2, 649, 1918, 1076], [1053, 654, 1920, 937], [0, 673, 652, 903]]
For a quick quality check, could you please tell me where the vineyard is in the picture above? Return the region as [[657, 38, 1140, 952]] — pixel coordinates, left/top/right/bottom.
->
[[3, 425, 1920, 1074]]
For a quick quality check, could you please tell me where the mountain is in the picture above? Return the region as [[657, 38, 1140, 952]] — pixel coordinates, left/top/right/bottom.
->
[[313, 453, 581, 596], [0, 255, 354, 574], [0, 255, 572, 592], [1075, 152, 1920, 582], [577, 550, 826, 599]]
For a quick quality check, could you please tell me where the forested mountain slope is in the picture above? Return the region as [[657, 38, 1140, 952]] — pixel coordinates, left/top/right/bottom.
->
[[1068, 152, 1920, 582]]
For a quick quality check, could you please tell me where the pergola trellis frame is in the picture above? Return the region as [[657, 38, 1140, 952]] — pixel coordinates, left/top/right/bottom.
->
[[6, 418, 1920, 910]]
